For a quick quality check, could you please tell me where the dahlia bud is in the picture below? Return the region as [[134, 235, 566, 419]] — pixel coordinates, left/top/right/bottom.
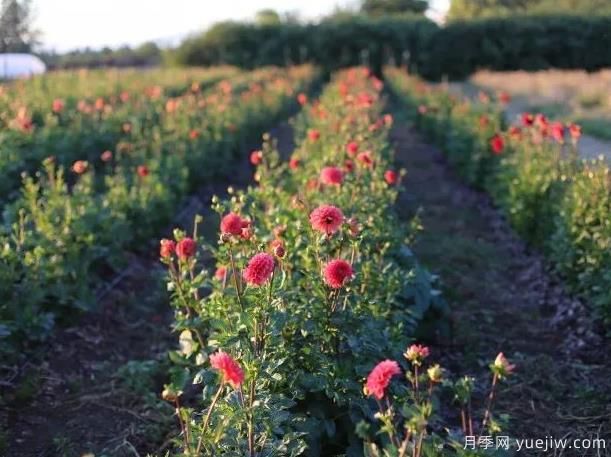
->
[[427, 364, 443, 383], [271, 239, 286, 258], [404, 344, 430, 367], [161, 386, 180, 402], [492, 352, 515, 378]]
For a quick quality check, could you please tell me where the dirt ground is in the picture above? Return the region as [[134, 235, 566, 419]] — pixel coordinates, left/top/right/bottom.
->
[[391, 119, 611, 455]]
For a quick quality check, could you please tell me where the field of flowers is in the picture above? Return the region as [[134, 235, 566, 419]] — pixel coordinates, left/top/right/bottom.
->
[[0, 65, 318, 352], [155, 68, 518, 457], [385, 67, 611, 326], [3, 64, 607, 457]]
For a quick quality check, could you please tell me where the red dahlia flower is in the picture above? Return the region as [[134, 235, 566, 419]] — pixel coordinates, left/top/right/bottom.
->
[[309, 204, 344, 235], [365, 360, 401, 400], [221, 213, 248, 236], [137, 165, 149, 177], [521, 113, 534, 127], [344, 159, 354, 173], [210, 351, 244, 388], [308, 129, 320, 142], [346, 141, 359, 157], [243, 253, 275, 286], [323, 259, 354, 289], [52, 99, 65, 113], [297, 93, 308, 105], [250, 150, 263, 165], [384, 170, 397, 185], [357, 151, 374, 167], [214, 266, 227, 281], [159, 239, 176, 258], [320, 166, 344, 186], [489, 134, 504, 155], [550, 122, 565, 144], [569, 123, 581, 141], [176, 237, 197, 260], [72, 160, 88, 174], [289, 157, 300, 170]]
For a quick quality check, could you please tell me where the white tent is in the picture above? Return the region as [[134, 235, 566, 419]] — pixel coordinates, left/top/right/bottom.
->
[[0, 53, 46, 79]]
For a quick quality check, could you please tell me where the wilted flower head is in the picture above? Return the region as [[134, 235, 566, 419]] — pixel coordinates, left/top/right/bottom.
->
[[176, 237, 197, 260], [365, 360, 401, 400], [210, 351, 244, 389], [243, 253, 275, 286], [270, 239, 286, 258], [404, 344, 430, 366], [309, 204, 344, 235], [320, 166, 344, 186]]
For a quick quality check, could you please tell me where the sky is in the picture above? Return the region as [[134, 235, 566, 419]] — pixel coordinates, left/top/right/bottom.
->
[[33, 0, 450, 52]]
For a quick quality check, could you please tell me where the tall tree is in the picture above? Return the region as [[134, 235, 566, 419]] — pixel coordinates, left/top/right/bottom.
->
[[361, 0, 429, 16], [0, 0, 38, 53]]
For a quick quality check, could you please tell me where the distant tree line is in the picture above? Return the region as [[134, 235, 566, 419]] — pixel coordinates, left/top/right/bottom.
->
[[39, 42, 162, 69]]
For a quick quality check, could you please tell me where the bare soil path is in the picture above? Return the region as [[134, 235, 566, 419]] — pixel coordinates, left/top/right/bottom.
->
[[391, 119, 611, 454]]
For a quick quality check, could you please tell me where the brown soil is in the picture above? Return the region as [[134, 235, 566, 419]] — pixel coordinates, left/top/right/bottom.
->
[[391, 121, 611, 455]]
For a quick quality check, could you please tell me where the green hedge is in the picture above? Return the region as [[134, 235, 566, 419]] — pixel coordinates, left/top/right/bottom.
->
[[172, 15, 611, 80]]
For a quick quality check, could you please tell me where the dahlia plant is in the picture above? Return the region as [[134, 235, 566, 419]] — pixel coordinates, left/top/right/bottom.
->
[[358, 347, 514, 457], [161, 68, 448, 455], [385, 66, 611, 325], [0, 66, 319, 350]]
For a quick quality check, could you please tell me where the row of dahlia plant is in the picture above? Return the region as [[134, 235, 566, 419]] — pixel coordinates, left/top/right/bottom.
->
[[0, 66, 318, 351], [385, 66, 611, 326], [0, 66, 240, 202], [159, 68, 512, 456]]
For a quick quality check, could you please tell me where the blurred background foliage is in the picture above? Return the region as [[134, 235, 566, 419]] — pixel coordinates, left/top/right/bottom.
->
[[2, 0, 611, 80]]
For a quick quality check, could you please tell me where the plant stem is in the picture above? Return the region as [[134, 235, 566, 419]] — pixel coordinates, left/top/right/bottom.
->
[[228, 244, 245, 312], [480, 373, 498, 435], [196, 383, 224, 455]]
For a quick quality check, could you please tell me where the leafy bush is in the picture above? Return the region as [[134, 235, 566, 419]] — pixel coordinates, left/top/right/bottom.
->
[[0, 66, 319, 350], [385, 66, 611, 325]]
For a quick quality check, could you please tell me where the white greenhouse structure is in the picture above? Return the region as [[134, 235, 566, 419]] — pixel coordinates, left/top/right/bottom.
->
[[0, 53, 46, 79]]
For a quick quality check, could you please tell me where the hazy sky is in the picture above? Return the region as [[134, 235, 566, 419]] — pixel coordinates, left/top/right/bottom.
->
[[33, 0, 450, 52]]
